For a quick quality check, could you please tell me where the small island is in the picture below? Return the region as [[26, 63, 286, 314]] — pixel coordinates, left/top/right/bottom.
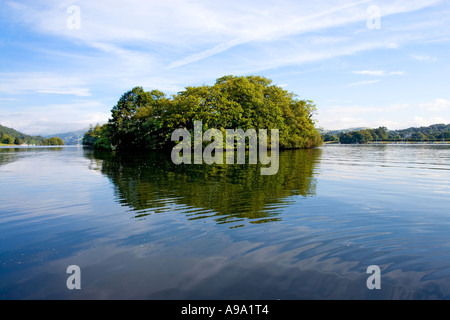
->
[[83, 75, 323, 151]]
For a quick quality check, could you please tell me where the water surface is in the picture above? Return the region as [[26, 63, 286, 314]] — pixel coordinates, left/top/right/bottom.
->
[[0, 144, 449, 299]]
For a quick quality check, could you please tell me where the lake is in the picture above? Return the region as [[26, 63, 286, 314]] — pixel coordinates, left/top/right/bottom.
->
[[0, 144, 449, 299]]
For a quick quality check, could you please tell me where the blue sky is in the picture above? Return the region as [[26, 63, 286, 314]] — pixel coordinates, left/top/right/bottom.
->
[[0, 0, 449, 135]]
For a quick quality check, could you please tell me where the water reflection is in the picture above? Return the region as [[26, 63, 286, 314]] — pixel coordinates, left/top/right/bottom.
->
[[85, 148, 322, 226], [2, 145, 450, 299], [0, 147, 64, 167]]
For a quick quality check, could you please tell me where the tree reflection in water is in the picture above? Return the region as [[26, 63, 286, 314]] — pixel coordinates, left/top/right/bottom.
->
[[85, 148, 322, 227]]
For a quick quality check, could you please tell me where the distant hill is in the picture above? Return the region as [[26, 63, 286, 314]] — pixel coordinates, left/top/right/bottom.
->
[[0, 124, 45, 145], [394, 123, 450, 140], [320, 127, 371, 135], [0, 124, 65, 146], [45, 128, 88, 145]]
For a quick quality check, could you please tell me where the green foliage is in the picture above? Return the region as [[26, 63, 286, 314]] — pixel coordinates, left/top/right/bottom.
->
[[323, 134, 339, 142], [0, 124, 45, 145], [397, 123, 450, 141], [105, 75, 322, 151], [94, 136, 113, 151], [46, 129, 87, 145], [0, 133, 25, 145], [43, 137, 64, 146], [83, 123, 112, 151], [323, 124, 450, 144], [109, 87, 169, 150], [1, 133, 15, 145]]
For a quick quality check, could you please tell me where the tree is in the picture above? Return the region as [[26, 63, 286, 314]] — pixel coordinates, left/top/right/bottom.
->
[[323, 134, 339, 142], [412, 132, 426, 141], [43, 137, 64, 145], [108, 87, 169, 150], [373, 127, 388, 140], [356, 129, 373, 144], [1, 134, 14, 145], [83, 123, 112, 151], [83, 124, 102, 146], [105, 76, 323, 151], [338, 132, 354, 144]]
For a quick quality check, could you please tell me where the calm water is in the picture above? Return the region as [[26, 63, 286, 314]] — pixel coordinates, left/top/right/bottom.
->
[[0, 144, 449, 299]]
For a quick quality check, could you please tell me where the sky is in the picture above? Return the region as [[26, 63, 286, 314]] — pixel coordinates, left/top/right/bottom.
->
[[0, 0, 449, 135]]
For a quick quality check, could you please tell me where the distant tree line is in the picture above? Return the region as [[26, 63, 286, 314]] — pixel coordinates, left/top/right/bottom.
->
[[45, 129, 86, 145], [42, 137, 65, 146], [0, 124, 64, 146], [322, 124, 450, 144], [83, 75, 323, 151]]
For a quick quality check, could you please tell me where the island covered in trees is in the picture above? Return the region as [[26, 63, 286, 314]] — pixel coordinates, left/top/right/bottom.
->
[[83, 75, 323, 151]]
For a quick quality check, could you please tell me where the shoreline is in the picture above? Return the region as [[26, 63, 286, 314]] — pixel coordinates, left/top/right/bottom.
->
[[324, 141, 448, 145]]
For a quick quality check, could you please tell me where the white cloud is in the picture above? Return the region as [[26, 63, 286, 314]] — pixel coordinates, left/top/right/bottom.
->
[[0, 73, 91, 97], [410, 54, 437, 62], [352, 70, 404, 76], [317, 104, 381, 129], [386, 42, 400, 49], [0, 101, 110, 135], [353, 70, 385, 76], [387, 103, 411, 111], [319, 116, 370, 130], [2, 0, 448, 133], [347, 79, 381, 87], [37, 89, 91, 96], [410, 116, 448, 127], [318, 98, 450, 130], [420, 98, 450, 112], [6, 0, 443, 71]]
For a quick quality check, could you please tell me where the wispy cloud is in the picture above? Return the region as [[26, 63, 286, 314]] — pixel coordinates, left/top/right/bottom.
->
[[348, 79, 381, 87], [0, 72, 91, 97], [421, 98, 450, 111], [1, 100, 110, 135], [410, 116, 448, 127], [352, 70, 404, 76], [317, 104, 382, 129], [167, 0, 374, 68], [410, 54, 437, 62], [319, 97, 450, 131], [6, 0, 443, 72], [2, 0, 448, 134]]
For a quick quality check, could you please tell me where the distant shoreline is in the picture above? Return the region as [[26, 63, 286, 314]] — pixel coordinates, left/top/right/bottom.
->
[[0, 145, 75, 149], [324, 141, 448, 145]]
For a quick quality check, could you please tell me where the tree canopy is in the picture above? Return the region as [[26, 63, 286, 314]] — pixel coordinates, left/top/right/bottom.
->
[[43, 137, 65, 146], [83, 123, 112, 151], [84, 75, 322, 151]]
